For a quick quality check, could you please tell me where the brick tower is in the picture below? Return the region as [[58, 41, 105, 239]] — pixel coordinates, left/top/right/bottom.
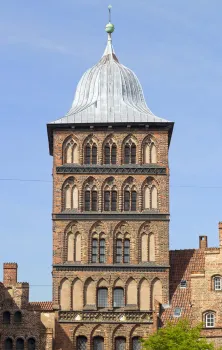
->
[[47, 9, 174, 350]]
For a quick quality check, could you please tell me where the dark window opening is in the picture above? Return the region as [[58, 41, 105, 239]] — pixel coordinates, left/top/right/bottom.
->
[[124, 191, 130, 211], [14, 311, 22, 323], [113, 288, 124, 307], [28, 338, 36, 350], [99, 239, 105, 263], [3, 311, 10, 324], [111, 191, 117, 211], [93, 336, 104, 350], [124, 239, 130, 263], [92, 191, 98, 211], [92, 145, 97, 164], [104, 191, 110, 211], [97, 288, 108, 308], [116, 239, 122, 263], [92, 239, 98, 263], [85, 191, 90, 211], [16, 338, 24, 350], [76, 336, 87, 350], [111, 144, 117, 164], [4, 338, 13, 350], [131, 191, 137, 211]]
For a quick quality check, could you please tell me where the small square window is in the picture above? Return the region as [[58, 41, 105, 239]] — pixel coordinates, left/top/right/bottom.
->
[[180, 280, 187, 288], [174, 307, 182, 317]]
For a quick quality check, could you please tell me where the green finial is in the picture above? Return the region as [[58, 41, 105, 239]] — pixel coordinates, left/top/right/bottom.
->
[[105, 5, 115, 33]]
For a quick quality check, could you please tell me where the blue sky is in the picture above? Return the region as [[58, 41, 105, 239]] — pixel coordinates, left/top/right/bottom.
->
[[0, 0, 222, 301]]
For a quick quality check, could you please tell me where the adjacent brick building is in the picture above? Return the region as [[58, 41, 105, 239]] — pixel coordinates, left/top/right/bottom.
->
[[1, 11, 222, 350]]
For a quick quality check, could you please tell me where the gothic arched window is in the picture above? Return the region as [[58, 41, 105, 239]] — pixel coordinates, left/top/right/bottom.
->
[[144, 138, 157, 164], [132, 337, 141, 350], [64, 138, 79, 164], [116, 238, 130, 263], [104, 185, 117, 211], [92, 236, 106, 263], [104, 140, 117, 164], [124, 185, 137, 211], [84, 140, 97, 165], [84, 184, 98, 211], [124, 140, 136, 164], [63, 178, 79, 210], [4, 338, 13, 350], [144, 183, 158, 210]]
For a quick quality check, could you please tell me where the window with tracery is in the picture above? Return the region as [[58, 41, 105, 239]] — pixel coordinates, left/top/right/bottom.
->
[[143, 137, 157, 164], [92, 236, 106, 263], [104, 184, 117, 211], [115, 238, 130, 263], [63, 178, 78, 210], [124, 140, 136, 164], [124, 185, 137, 211], [113, 288, 124, 307], [84, 140, 97, 165], [205, 312, 215, 328], [64, 138, 79, 164], [84, 183, 98, 211], [104, 140, 117, 164], [144, 184, 158, 210]]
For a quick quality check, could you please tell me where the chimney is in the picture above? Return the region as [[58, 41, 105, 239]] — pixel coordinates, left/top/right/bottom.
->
[[199, 236, 208, 249], [219, 222, 222, 247], [3, 263, 18, 285]]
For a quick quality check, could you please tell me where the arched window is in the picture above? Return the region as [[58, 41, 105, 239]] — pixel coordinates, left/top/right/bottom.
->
[[115, 337, 126, 350], [144, 141, 157, 164], [84, 141, 97, 165], [113, 288, 124, 307], [104, 141, 117, 164], [28, 338, 36, 350], [124, 186, 137, 211], [77, 336, 87, 350], [93, 337, 104, 350], [205, 312, 215, 328], [14, 311, 22, 323], [64, 139, 79, 164], [85, 278, 96, 306], [124, 141, 136, 164], [126, 278, 137, 305], [104, 186, 117, 211], [144, 184, 158, 210], [60, 279, 71, 310], [67, 232, 81, 262], [116, 239, 130, 263], [84, 184, 98, 211], [97, 288, 108, 308], [213, 276, 222, 290], [3, 311, 10, 324], [63, 179, 79, 210], [148, 233, 155, 262], [132, 337, 141, 350], [152, 279, 163, 309], [4, 338, 13, 350], [92, 237, 106, 263], [16, 338, 24, 350], [72, 279, 83, 310]]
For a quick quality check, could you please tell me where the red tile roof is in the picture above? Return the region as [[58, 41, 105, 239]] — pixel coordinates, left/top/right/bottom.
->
[[162, 249, 205, 323], [28, 301, 53, 311]]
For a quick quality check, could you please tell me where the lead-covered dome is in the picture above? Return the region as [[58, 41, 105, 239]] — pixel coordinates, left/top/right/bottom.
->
[[51, 24, 169, 124]]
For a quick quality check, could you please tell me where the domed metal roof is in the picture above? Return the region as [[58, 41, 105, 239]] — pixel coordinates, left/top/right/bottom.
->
[[51, 28, 170, 125]]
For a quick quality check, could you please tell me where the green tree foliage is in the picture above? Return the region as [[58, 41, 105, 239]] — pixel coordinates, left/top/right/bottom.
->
[[141, 319, 220, 350]]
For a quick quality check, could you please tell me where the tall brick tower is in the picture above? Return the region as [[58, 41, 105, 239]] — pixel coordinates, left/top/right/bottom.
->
[[47, 8, 174, 350]]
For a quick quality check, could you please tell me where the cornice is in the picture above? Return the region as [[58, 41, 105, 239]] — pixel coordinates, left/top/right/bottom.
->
[[52, 213, 170, 221], [56, 165, 167, 175], [53, 264, 170, 272]]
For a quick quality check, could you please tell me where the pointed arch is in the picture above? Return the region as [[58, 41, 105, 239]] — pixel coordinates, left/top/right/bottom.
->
[[139, 279, 150, 310], [144, 143, 150, 163], [142, 177, 159, 210], [63, 135, 79, 164], [126, 278, 137, 305], [72, 278, 83, 310], [75, 232, 81, 262], [142, 135, 158, 164], [151, 143, 157, 163], [84, 278, 96, 306], [151, 278, 163, 308], [122, 134, 138, 165], [60, 279, 71, 310], [83, 134, 99, 165], [151, 186, 158, 209], [103, 134, 117, 165], [62, 177, 79, 210], [67, 232, 74, 262]]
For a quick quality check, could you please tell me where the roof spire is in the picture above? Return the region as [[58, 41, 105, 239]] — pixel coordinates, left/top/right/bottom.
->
[[103, 5, 115, 57]]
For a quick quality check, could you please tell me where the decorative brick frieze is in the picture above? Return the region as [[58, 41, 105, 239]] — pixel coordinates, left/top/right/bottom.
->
[[56, 165, 167, 175]]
